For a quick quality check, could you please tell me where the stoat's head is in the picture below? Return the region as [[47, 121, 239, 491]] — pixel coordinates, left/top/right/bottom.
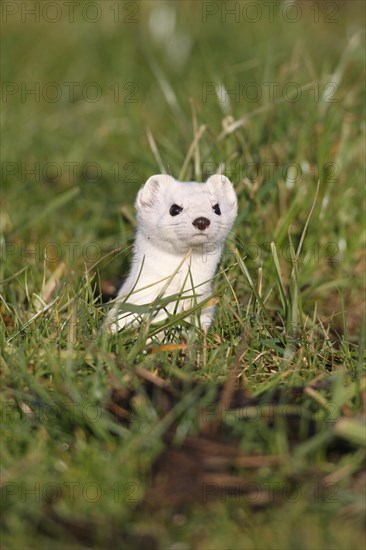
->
[[135, 174, 238, 254]]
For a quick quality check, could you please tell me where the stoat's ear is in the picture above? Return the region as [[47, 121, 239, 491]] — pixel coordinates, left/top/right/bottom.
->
[[136, 174, 175, 209], [206, 174, 237, 209]]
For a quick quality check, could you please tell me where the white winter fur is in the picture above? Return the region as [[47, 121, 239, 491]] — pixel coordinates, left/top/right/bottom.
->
[[105, 173, 238, 333]]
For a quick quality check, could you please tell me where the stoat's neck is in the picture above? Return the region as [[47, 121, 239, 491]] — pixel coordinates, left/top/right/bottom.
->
[[132, 230, 221, 282], [134, 231, 184, 261]]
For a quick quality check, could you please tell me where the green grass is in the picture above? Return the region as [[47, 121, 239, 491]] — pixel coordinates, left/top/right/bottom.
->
[[1, 1, 365, 548]]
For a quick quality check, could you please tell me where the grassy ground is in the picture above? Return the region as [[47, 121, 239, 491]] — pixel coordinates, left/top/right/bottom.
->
[[1, 1, 365, 548]]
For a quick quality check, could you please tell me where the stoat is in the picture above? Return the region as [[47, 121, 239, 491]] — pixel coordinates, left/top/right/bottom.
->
[[105, 173, 238, 334]]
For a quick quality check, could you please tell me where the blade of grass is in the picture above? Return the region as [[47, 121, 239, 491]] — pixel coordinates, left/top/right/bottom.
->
[[270, 242, 288, 317]]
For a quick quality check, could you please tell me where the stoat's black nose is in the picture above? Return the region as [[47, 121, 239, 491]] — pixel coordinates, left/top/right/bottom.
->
[[192, 217, 210, 231]]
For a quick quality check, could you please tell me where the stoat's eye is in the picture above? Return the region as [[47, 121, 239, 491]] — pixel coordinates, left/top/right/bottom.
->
[[212, 203, 221, 215], [169, 204, 183, 216]]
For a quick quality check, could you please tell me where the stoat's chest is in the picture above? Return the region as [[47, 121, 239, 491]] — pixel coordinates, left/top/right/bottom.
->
[[127, 239, 217, 305], [136, 250, 214, 287]]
